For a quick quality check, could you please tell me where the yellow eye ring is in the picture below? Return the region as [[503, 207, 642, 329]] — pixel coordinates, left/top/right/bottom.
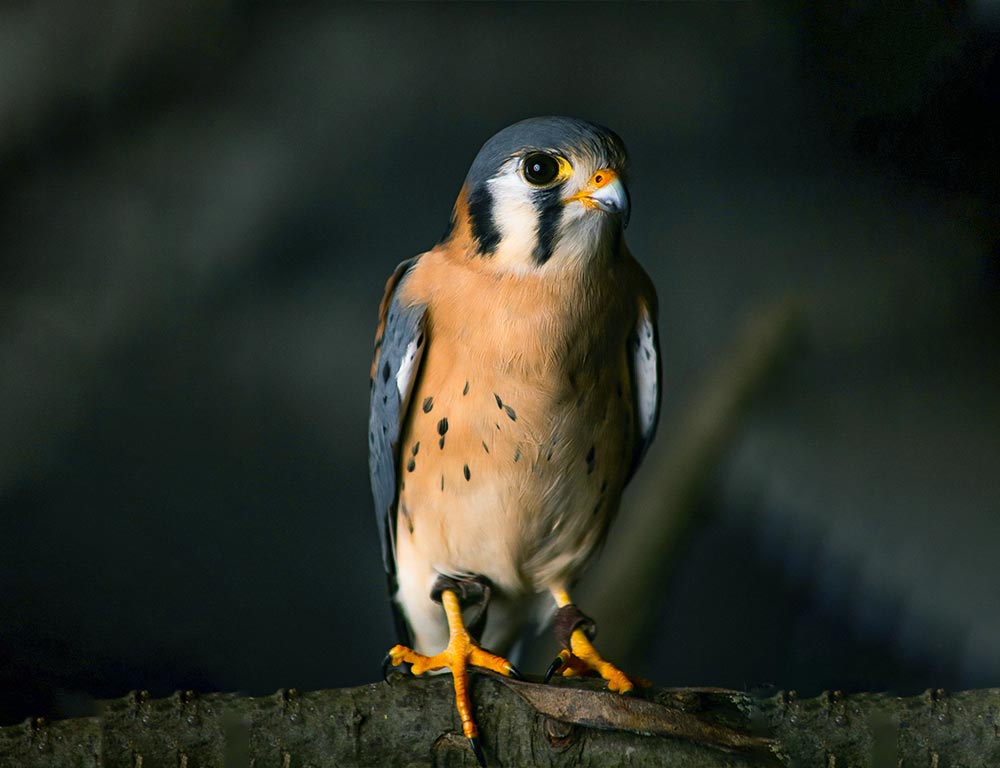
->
[[521, 153, 572, 187]]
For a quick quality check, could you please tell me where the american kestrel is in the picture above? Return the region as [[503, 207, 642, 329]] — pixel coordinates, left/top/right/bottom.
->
[[369, 116, 660, 765]]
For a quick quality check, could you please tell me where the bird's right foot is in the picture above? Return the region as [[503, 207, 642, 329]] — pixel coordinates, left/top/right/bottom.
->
[[381, 589, 520, 767]]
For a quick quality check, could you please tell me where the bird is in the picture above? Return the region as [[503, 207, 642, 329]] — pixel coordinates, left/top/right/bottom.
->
[[369, 116, 660, 765]]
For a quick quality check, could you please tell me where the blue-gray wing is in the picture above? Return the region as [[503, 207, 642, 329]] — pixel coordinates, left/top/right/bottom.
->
[[368, 258, 426, 577], [627, 299, 661, 483]]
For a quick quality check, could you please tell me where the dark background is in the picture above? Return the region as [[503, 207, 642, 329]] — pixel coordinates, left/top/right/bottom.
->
[[2, 2, 998, 725]]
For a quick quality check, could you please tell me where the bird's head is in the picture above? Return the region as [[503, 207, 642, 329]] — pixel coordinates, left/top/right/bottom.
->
[[443, 116, 630, 272]]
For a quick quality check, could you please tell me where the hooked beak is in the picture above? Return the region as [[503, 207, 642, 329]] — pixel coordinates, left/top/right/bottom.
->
[[564, 168, 630, 228]]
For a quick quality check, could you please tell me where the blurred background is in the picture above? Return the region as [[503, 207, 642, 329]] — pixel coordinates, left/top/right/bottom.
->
[[1, 2, 998, 725]]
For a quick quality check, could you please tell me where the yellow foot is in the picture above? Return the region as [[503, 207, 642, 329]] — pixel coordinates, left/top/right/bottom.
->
[[381, 591, 519, 767], [545, 633, 649, 693], [385, 638, 519, 681]]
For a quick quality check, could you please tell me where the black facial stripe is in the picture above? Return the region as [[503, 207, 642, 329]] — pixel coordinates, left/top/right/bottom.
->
[[532, 182, 565, 265], [467, 185, 501, 256]]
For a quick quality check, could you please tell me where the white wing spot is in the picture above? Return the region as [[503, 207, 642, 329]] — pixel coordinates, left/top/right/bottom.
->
[[396, 340, 419, 401], [636, 311, 658, 439]]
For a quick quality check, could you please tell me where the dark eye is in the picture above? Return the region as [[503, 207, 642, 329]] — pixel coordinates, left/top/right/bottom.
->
[[522, 153, 560, 186]]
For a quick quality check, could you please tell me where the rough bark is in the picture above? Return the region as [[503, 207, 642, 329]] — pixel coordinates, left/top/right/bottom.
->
[[3, 675, 997, 768]]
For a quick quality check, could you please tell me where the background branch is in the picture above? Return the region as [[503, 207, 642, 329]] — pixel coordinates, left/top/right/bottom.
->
[[580, 299, 803, 665]]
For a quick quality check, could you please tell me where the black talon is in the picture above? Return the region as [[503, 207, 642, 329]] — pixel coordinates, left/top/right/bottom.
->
[[544, 655, 564, 684], [507, 663, 524, 681], [469, 736, 487, 767], [381, 653, 395, 684]]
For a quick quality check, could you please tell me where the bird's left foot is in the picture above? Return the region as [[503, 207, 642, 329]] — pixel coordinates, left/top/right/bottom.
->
[[543, 644, 650, 691], [545, 600, 649, 693]]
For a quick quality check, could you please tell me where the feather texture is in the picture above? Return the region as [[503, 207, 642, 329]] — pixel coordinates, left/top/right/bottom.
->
[[369, 257, 426, 575], [385, 243, 658, 653]]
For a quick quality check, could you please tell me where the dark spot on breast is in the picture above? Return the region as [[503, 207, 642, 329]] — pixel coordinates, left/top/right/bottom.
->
[[504, 405, 517, 422], [382, 395, 387, 405], [546, 448, 553, 462], [412, 442, 420, 456], [592, 500, 602, 517], [513, 448, 521, 463], [382, 425, 387, 434], [382, 361, 391, 383], [463, 381, 470, 396], [494, 393, 503, 409], [482, 441, 490, 454], [586, 445, 596, 475], [600, 478, 608, 494], [406, 458, 416, 473], [463, 464, 471, 481], [416, 333, 424, 348], [401, 503, 414, 534], [422, 397, 434, 413], [437, 418, 449, 436], [439, 437, 446, 449], [440, 474, 445, 491], [496, 423, 501, 431], [645, 349, 652, 361]]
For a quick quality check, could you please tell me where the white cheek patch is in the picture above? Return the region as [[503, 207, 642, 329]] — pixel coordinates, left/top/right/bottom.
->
[[485, 159, 621, 270], [634, 307, 658, 441], [551, 208, 606, 267], [488, 173, 539, 261]]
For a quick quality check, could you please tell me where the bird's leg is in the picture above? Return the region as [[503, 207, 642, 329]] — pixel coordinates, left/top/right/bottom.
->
[[544, 587, 640, 693], [384, 577, 519, 766]]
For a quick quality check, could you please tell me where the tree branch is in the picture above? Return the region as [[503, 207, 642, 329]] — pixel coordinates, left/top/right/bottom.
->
[[3, 676, 997, 767]]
